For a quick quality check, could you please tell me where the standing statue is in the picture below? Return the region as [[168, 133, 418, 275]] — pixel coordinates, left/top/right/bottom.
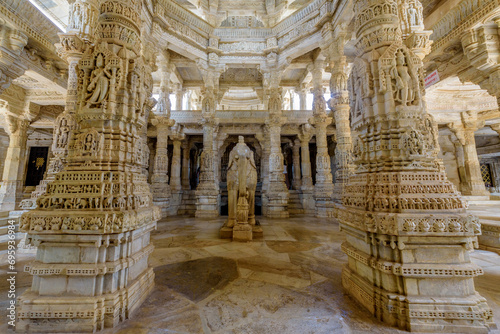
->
[[391, 50, 415, 106], [220, 136, 261, 241]]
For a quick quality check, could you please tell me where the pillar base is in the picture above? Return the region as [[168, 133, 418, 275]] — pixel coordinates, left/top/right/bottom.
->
[[300, 190, 316, 214], [220, 222, 263, 241], [342, 265, 495, 333], [153, 200, 169, 218], [17, 268, 155, 333], [195, 191, 219, 218], [315, 199, 335, 218], [337, 199, 496, 333], [167, 191, 182, 216], [0, 180, 22, 211]]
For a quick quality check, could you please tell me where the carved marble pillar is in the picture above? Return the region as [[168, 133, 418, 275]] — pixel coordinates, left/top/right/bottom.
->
[[21, 12, 94, 209], [296, 86, 308, 110], [156, 50, 172, 116], [328, 48, 353, 202], [309, 59, 334, 217], [175, 87, 184, 110], [195, 90, 219, 217], [0, 115, 29, 211], [181, 141, 190, 190], [151, 117, 175, 218], [337, 0, 494, 331], [168, 127, 185, 215], [265, 88, 289, 218], [298, 124, 315, 214], [170, 130, 184, 192], [18, 0, 159, 331], [448, 111, 489, 197], [291, 139, 301, 190], [452, 139, 469, 193], [256, 130, 270, 216]]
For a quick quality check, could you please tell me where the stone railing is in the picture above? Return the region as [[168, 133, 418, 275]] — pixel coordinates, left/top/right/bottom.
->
[[170, 109, 313, 124]]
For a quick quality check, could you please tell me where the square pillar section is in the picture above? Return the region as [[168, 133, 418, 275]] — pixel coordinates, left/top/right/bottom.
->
[[336, 0, 496, 332]]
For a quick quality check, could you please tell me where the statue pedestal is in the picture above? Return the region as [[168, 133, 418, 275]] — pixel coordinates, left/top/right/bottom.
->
[[195, 191, 219, 218], [233, 224, 253, 241], [220, 222, 263, 241]]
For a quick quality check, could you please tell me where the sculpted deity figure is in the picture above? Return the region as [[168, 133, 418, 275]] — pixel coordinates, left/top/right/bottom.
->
[[226, 136, 258, 228], [408, 5, 418, 26], [391, 50, 414, 106], [72, 5, 81, 30], [87, 54, 111, 106], [57, 118, 69, 148]]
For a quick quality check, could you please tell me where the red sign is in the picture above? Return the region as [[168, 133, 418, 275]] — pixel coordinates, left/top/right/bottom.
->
[[425, 70, 440, 88]]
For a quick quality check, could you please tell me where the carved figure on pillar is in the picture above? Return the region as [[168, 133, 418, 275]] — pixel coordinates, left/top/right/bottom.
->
[[220, 136, 261, 241]]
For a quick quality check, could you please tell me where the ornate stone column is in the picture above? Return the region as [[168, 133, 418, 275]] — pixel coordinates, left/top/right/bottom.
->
[[0, 114, 30, 211], [170, 129, 184, 191], [21, 0, 98, 210], [448, 111, 489, 197], [298, 124, 315, 214], [195, 89, 220, 217], [156, 50, 172, 115], [181, 141, 190, 190], [18, 0, 159, 331], [265, 88, 289, 218], [175, 87, 184, 110], [169, 126, 185, 215], [452, 139, 469, 193], [291, 139, 301, 190], [151, 116, 175, 218], [296, 85, 308, 110], [309, 58, 334, 217], [337, 0, 494, 331], [255, 130, 270, 216], [327, 34, 354, 202]]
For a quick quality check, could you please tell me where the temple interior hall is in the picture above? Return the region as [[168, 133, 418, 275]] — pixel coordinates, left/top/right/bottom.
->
[[1, 0, 500, 333]]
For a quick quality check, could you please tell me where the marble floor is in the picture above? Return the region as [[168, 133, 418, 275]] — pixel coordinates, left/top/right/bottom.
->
[[1, 216, 500, 333]]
